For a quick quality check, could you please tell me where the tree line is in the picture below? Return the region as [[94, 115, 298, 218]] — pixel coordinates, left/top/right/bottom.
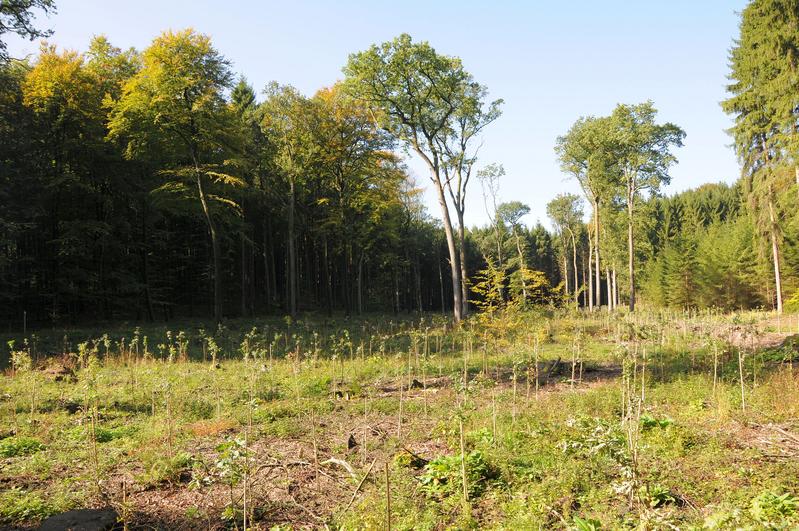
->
[[0, 22, 564, 326], [1, 0, 798, 327]]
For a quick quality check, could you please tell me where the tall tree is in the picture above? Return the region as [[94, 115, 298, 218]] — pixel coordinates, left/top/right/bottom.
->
[[438, 81, 502, 316], [555, 116, 615, 310], [497, 200, 531, 302], [722, 0, 799, 313], [477, 163, 506, 273], [108, 29, 242, 322], [344, 33, 499, 323], [608, 101, 684, 311], [547, 193, 583, 308], [259, 83, 316, 318]]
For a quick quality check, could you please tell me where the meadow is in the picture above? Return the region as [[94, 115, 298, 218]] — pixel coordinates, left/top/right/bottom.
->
[[1, 309, 798, 530]]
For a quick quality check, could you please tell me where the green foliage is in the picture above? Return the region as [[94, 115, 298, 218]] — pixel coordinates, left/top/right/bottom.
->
[[419, 450, 495, 498], [642, 484, 677, 509], [572, 516, 602, 531], [750, 492, 799, 528], [0, 488, 54, 524], [639, 414, 673, 431], [93, 425, 137, 443], [0, 436, 43, 457], [704, 491, 799, 530]]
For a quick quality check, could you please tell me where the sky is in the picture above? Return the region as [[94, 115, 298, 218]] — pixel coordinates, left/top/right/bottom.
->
[[6, 0, 749, 229]]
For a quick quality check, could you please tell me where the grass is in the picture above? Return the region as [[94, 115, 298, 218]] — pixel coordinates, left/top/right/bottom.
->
[[1, 308, 798, 529]]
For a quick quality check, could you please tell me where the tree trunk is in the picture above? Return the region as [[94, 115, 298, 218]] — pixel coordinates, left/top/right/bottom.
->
[[393, 267, 400, 315], [627, 190, 636, 312], [612, 267, 618, 309], [415, 254, 423, 312], [768, 193, 783, 314], [357, 251, 365, 315], [194, 165, 221, 323], [457, 210, 469, 317], [240, 233, 248, 317], [568, 228, 578, 310], [287, 177, 297, 317], [432, 174, 462, 322], [594, 199, 601, 309], [323, 236, 333, 317], [263, 215, 271, 309], [582, 252, 587, 308], [512, 226, 528, 302], [563, 256, 569, 298], [588, 232, 594, 312], [140, 205, 154, 322], [438, 248, 446, 314], [606, 266, 612, 311]]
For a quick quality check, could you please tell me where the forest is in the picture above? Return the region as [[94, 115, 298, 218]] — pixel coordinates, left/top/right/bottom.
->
[[1, 0, 799, 530]]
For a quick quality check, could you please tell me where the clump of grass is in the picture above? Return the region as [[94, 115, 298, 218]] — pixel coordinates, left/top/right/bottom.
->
[[136, 452, 193, 487]]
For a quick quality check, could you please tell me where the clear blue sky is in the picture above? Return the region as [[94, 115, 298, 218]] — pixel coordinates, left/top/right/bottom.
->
[[6, 0, 748, 228]]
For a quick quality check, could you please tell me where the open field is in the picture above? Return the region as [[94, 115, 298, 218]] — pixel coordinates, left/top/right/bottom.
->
[[1, 310, 799, 529]]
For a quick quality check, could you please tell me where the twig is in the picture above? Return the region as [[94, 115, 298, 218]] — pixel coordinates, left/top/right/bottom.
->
[[341, 458, 376, 514]]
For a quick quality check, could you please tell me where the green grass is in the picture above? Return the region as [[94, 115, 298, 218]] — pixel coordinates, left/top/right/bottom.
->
[[1, 309, 798, 528]]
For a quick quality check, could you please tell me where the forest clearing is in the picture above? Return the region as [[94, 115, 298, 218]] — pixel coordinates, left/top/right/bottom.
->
[[3, 0, 799, 529], [1, 310, 799, 529]]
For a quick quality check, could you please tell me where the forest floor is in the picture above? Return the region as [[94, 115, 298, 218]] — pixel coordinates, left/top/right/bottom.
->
[[1, 310, 799, 529]]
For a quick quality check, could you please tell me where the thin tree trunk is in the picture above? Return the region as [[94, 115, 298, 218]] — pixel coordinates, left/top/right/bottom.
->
[[433, 177, 462, 322], [457, 210, 469, 317], [140, 206, 154, 322], [393, 267, 400, 315], [582, 250, 587, 308], [512, 226, 527, 302], [568, 228, 578, 309], [588, 232, 594, 311], [194, 162, 221, 323], [357, 252, 365, 315], [438, 248, 446, 314], [627, 189, 636, 312], [612, 267, 618, 309], [287, 177, 297, 317], [606, 266, 612, 312], [323, 236, 333, 317], [768, 193, 783, 314], [240, 233, 247, 317], [563, 256, 569, 298], [415, 254, 423, 312], [594, 199, 601, 309], [262, 214, 273, 308]]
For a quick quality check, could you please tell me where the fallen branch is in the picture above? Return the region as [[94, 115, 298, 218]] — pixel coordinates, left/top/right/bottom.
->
[[341, 458, 376, 514], [321, 457, 359, 480]]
